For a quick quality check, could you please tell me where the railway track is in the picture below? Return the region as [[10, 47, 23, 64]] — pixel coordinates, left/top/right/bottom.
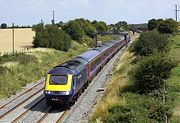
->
[[0, 80, 45, 122], [0, 80, 44, 110], [11, 97, 45, 123], [37, 109, 69, 123]]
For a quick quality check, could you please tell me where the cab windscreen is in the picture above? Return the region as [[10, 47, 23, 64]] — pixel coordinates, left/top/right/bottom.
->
[[50, 75, 68, 85]]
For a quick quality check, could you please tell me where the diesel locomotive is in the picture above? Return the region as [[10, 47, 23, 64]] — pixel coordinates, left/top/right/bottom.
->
[[44, 34, 130, 105]]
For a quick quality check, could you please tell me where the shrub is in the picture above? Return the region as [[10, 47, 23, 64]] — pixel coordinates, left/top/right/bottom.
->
[[1, 23, 7, 29], [33, 24, 71, 51], [130, 54, 176, 94], [148, 102, 172, 122], [131, 31, 170, 56], [148, 19, 158, 30], [105, 106, 134, 123], [148, 19, 163, 31], [158, 19, 178, 34], [63, 20, 84, 42]]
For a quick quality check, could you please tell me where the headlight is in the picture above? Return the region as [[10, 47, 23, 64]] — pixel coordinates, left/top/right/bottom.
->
[[65, 91, 70, 95], [60, 91, 70, 95], [45, 91, 51, 94]]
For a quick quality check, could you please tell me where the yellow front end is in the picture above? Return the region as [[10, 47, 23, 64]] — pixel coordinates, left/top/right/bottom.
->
[[45, 74, 73, 92]]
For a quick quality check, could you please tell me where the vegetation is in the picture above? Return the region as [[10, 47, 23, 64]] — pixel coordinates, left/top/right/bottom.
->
[[33, 18, 114, 48], [1, 23, 7, 29], [158, 19, 178, 34], [63, 20, 84, 42], [91, 50, 173, 123], [129, 23, 148, 31], [115, 21, 129, 31], [148, 18, 178, 34], [130, 30, 170, 56], [148, 19, 163, 30], [130, 54, 175, 94], [32, 23, 71, 51], [91, 25, 179, 122], [92, 20, 108, 34], [0, 41, 88, 99]]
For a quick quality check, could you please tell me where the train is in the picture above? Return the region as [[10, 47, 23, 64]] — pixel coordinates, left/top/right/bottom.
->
[[44, 33, 130, 106]]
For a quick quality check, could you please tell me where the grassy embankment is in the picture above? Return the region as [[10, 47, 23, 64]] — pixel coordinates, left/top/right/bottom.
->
[[91, 35, 180, 123], [168, 35, 180, 122], [0, 41, 88, 99], [91, 48, 160, 123]]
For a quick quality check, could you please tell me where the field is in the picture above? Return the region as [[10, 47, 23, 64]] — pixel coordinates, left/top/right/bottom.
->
[[0, 28, 35, 54]]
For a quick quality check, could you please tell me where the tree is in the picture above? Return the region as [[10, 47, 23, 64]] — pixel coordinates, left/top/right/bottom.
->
[[130, 54, 175, 94], [91, 20, 98, 25], [84, 25, 97, 38], [115, 21, 129, 32], [1, 23, 7, 29], [130, 31, 170, 56], [158, 19, 178, 34], [93, 21, 108, 34], [63, 20, 84, 42], [74, 18, 97, 38], [148, 19, 158, 30], [33, 23, 71, 51]]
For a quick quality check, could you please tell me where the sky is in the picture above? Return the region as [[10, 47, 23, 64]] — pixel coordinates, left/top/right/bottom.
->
[[0, 0, 180, 26]]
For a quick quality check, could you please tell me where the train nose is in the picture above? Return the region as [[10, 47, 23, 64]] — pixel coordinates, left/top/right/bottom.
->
[[45, 74, 73, 93]]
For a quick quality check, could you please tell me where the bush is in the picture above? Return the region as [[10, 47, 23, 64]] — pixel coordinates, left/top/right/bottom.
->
[[130, 54, 176, 94], [148, 102, 172, 122], [1, 23, 7, 29], [105, 106, 134, 123], [33, 24, 71, 51], [63, 20, 84, 42], [131, 31, 170, 56], [158, 19, 178, 34]]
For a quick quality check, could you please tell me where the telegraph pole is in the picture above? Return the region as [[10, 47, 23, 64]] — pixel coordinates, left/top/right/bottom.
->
[[12, 23, 15, 54], [52, 10, 55, 24], [174, 5, 180, 21]]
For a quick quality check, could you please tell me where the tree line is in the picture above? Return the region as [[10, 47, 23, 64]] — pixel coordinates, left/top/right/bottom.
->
[[148, 18, 178, 34], [32, 18, 129, 51]]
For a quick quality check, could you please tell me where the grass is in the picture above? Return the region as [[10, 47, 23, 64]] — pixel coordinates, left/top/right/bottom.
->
[[0, 41, 88, 99], [167, 34, 180, 122]]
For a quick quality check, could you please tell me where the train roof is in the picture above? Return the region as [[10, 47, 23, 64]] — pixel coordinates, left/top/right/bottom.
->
[[92, 44, 108, 52], [49, 58, 88, 75], [77, 49, 101, 62], [48, 66, 74, 75]]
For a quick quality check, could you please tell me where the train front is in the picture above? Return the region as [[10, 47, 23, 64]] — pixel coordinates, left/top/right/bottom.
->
[[44, 66, 74, 105]]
